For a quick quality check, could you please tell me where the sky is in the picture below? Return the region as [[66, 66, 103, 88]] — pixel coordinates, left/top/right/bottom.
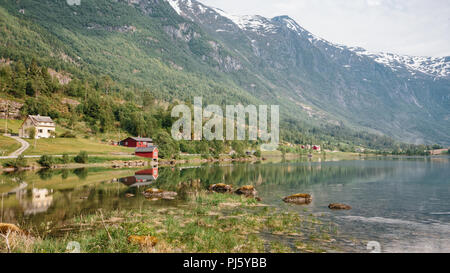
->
[[200, 0, 450, 57]]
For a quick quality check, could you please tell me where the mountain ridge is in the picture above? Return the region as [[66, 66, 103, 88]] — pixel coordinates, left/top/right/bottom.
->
[[0, 0, 448, 145], [167, 0, 450, 78], [166, 0, 450, 145]]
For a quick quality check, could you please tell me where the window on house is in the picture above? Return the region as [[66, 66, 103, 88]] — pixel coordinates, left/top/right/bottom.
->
[[39, 129, 43, 133]]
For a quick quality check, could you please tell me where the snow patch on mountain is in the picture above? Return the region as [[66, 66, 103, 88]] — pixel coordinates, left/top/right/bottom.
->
[[350, 47, 450, 77], [167, 0, 182, 15], [167, 0, 449, 78]]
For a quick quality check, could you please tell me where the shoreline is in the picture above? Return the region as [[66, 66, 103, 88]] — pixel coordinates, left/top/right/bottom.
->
[[2, 152, 444, 173]]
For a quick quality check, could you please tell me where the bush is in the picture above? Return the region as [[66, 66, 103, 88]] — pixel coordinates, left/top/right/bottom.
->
[[37, 155, 54, 168], [62, 153, 70, 164], [74, 151, 88, 164], [254, 150, 261, 157], [3, 155, 28, 169], [59, 131, 76, 138]]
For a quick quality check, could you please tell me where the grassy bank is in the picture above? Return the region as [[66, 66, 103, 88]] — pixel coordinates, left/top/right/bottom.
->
[[1, 190, 345, 253], [0, 135, 21, 156], [23, 138, 133, 156]]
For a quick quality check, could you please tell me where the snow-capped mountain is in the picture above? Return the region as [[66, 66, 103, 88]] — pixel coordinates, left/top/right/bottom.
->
[[166, 0, 449, 144], [167, 0, 450, 79]]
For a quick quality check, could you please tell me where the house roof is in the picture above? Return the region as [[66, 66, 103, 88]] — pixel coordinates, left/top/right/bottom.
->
[[29, 115, 55, 125], [21, 115, 55, 129], [135, 146, 158, 153], [124, 137, 153, 142]]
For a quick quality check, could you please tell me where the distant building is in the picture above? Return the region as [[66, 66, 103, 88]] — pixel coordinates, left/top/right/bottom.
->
[[313, 145, 321, 151], [119, 137, 153, 148], [135, 146, 159, 160], [19, 115, 56, 139]]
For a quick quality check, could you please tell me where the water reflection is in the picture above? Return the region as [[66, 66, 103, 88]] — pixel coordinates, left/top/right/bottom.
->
[[0, 157, 448, 252], [119, 168, 159, 188]]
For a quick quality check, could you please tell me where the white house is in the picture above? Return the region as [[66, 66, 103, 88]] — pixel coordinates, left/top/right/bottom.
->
[[19, 115, 56, 139]]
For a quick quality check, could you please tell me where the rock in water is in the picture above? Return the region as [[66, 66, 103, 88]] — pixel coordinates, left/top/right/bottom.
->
[[328, 203, 352, 210], [209, 183, 233, 193], [283, 194, 312, 205], [144, 188, 177, 200], [235, 185, 258, 197], [125, 193, 135, 198], [0, 223, 25, 235], [128, 235, 158, 247]]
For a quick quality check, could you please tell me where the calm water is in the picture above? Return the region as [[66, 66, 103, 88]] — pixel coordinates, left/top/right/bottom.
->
[[1, 157, 449, 253]]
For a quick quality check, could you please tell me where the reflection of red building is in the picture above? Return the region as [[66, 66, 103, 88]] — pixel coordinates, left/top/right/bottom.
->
[[119, 168, 159, 187], [120, 137, 153, 148], [135, 146, 158, 160], [135, 168, 159, 180]]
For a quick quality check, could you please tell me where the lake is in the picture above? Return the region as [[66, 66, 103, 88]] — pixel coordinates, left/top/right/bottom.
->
[[1, 157, 449, 253]]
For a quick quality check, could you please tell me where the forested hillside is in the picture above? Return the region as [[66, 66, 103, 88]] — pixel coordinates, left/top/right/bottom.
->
[[0, 0, 446, 156]]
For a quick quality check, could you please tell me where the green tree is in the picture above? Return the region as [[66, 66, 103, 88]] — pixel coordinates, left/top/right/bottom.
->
[[74, 151, 89, 164], [37, 155, 54, 168]]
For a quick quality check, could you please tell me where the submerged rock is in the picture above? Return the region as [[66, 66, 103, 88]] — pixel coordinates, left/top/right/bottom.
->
[[328, 203, 352, 210], [144, 188, 177, 200], [128, 235, 158, 247], [282, 194, 312, 205], [209, 183, 233, 193], [235, 185, 258, 198], [0, 223, 25, 235]]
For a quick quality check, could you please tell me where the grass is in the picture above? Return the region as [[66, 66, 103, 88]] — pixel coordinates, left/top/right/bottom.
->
[[0, 119, 23, 134], [0, 135, 21, 156], [23, 137, 133, 155], [1, 190, 344, 253]]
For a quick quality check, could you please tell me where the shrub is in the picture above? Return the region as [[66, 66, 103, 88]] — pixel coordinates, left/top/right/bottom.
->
[[3, 155, 28, 169], [74, 151, 88, 164], [59, 131, 76, 138], [62, 153, 70, 164], [37, 155, 54, 168], [27, 128, 36, 139]]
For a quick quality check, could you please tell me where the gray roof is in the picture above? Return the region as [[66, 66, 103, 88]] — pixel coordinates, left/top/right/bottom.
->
[[126, 137, 153, 142], [29, 115, 55, 125], [135, 146, 158, 152]]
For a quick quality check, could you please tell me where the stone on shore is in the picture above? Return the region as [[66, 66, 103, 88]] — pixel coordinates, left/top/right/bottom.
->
[[328, 203, 352, 210], [235, 185, 258, 198], [209, 183, 233, 193], [144, 188, 177, 200], [0, 223, 25, 235], [282, 193, 312, 205]]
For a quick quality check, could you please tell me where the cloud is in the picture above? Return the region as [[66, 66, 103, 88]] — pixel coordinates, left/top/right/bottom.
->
[[200, 0, 450, 57]]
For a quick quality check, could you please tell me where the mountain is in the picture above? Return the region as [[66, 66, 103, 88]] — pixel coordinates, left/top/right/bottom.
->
[[167, 0, 450, 145], [0, 0, 448, 145]]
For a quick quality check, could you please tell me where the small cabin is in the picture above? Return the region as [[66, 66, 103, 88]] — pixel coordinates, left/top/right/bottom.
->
[[19, 115, 56, 139], [313, 145, 321, 151], [135, 146, 158, 160], [119, 137, 153, 148]]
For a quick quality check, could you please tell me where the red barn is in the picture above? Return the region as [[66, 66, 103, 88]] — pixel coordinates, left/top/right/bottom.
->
[[120, 137, 153, 148], [135, 146, 159, 160], [313, 145, 321, 151]]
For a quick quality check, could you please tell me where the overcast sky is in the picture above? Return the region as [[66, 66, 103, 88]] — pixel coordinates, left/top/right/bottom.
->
[[200, 0, 450, 57]]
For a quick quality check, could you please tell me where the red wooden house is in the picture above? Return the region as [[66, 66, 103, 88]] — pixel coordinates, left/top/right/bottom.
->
[[120, 137, 153, 148], [135, 146, 159, 160]]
